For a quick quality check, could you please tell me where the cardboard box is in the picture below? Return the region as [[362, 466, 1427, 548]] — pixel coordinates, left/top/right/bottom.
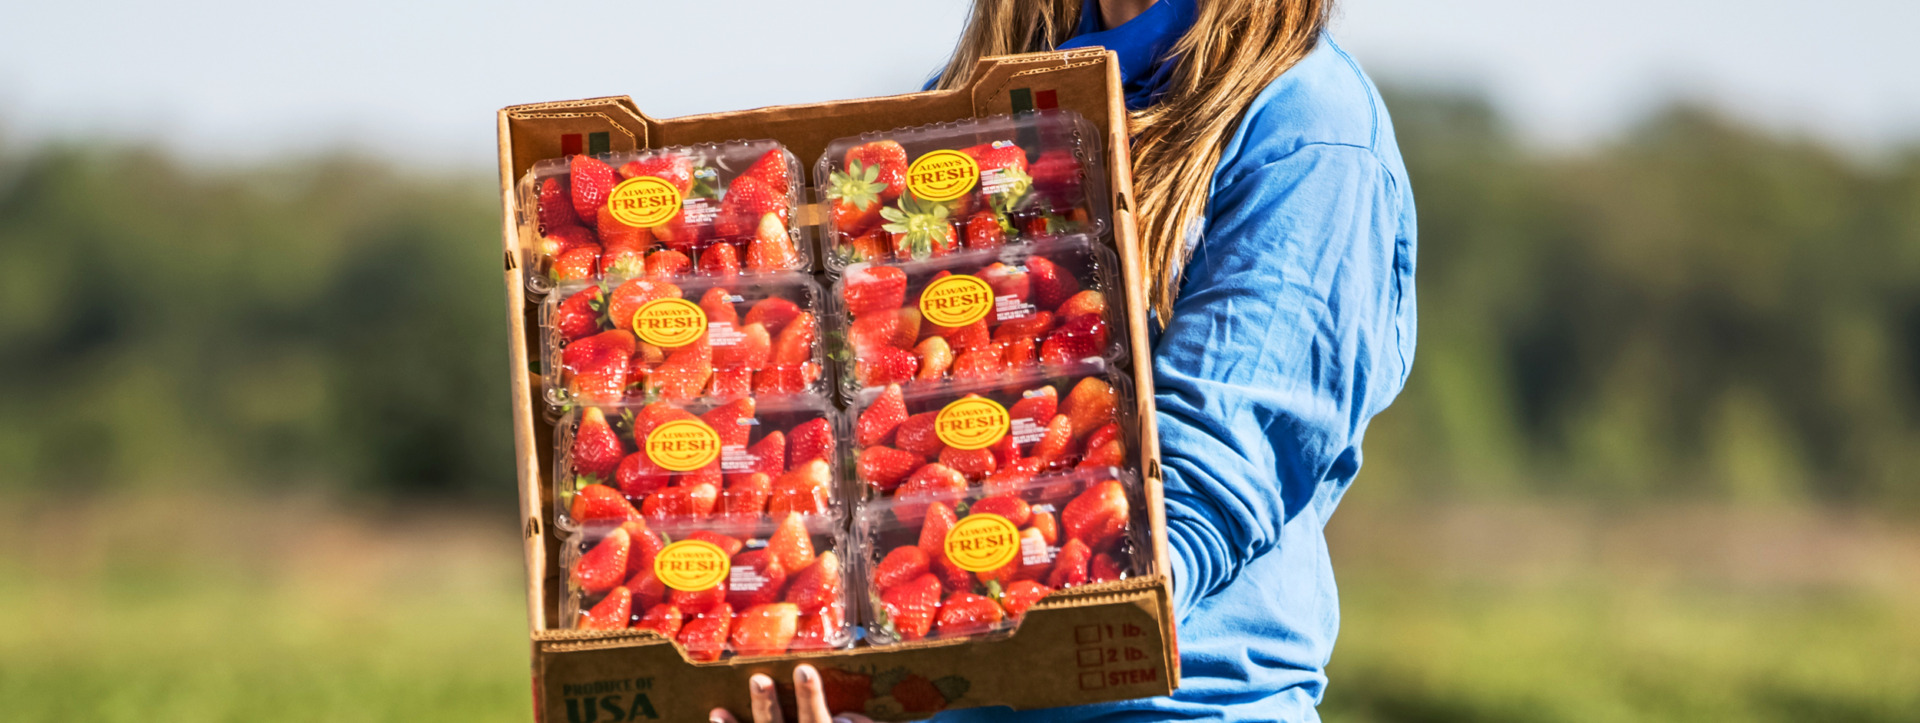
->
[[495, 48, 1176, 721]]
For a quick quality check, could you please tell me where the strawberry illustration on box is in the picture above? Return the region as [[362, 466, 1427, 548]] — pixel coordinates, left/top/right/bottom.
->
[[856, 468, 1143, 645], [544, 274, 826, 407], [848, 373, 1132, 500], [564, 513, 852, 661], [817, 111, 1109, 268], [556, 399, 843, 531], [519, 140, 807, 294], [835, 237, 1126, 397]]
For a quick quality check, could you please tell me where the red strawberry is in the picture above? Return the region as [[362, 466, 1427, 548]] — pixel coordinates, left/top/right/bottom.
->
[[873, 545, 931, 594], [1026, 255, 1080, 309], [939, 446, 996, 480], [989, 435, 1019, 470], [970, 495, 1032, 528], [914, 336, 954, 381], [998, 580, 1052, 618], [1061, 479, 1129, 553], [1047, 537, 1091, 588], [725, 549, 788, 608], [1078, 438, 1126, 469], [571, 527, 630, 595], [788, 418, 834, 467], [721, 472, 771, 520], [721, 173, 787, 218], [1040, 314, 1109, 367], [1030, 414, 1075, 463], [1029, 149, 1083, 207], [879, 573, 941, 641], [1008, 387, 1059, 427], [648, 338, 713, 403], [700, 398, 755, 447], [629, 402, 695, 442], [552, 245, 602, 282], [731, 602, 800, 657], [598, 205, 649, 250], [624, 519, 667, 579], [884, 195, 959, 260], [641, 481, 718, 520], [676, 603, 733, 662], [1083, 423, 1123, 454], [994, 311, 1055, 342], [615, 451, 668, 499], [918, 501, 958, 562], [1028, 509, 1059, 545], [843, 265, 907, 318], [687, 529, 744, 557], [618, 153, 694, 194], [599, 242, 648, 277], [1090, 552, 1124, 583], [845, 140, 908, 201], [539, 224, 598, 258], [1062, 377, 1119, 442], [849, 308, 920, 356], [856, 385, 908, 447], [606, 278, 683, 333], [714, 321, 770, 369], [645, 249, 692, 278], [740, 149, 791, 195], [769, 459, 833, 517], [537, 176, 581, 231], [571, 407, 626, 479], [1056, 290, 1106, 322], [746, 432, 785, 476], [553, 288, 607, 342], [951, 345, 1005, 381], [936, 592, 1005, 636], [790, 608, 845, 652], [979, 262, 1031, 306], [770, 311, 816, 367], [634, 603, 684, 637], [698, 242, 741, 278], [570, 483, 639, 523], [963, 141, 1031, 199], [827, 159, 888, 236], [928, 319, 990, 350], [855, 345, 920, 388], [709, 366, 751, 398], [859, 447, 924, 492], [964, 210, 1007, 249], [569, 155, 618, 225], [845, 227, 890, 262], [894, 412, 944, 456], [652, 202, 712, 251], [979, 527, 1051, 586], [698, 287, 739, 325], [894, 464, 968, 526], [984, 457, 1044, 498], [743, 297, 800, 333], [785, 550, 842, 612], [579, 586, 633, 630], [1004, 337, 1039, 375], [563, 330, 635, 403], [754, 363, 814, 397], [766, 512, 815, 572], [668, 578, 727, 615], [746, 212, 800, 272], [625, 568, 666, 613]]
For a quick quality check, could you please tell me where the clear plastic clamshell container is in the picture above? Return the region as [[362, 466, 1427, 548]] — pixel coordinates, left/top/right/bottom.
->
[[854, 467, 1146, 645], [832, 235, 1126, 400], [516, 140, 808, 294], [554, 398, 845, 532], [561, 513, 854, 661], [846, 370, 1136, 502], [541, 273, 827, 408], [814, 110, 1109, 270]]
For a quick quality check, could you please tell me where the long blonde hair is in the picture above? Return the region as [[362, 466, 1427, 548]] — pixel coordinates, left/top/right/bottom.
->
[[936, 0, 1331, 322]]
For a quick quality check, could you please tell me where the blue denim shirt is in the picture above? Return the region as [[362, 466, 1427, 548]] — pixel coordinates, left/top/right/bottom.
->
[[934, 33, 1418, 723]]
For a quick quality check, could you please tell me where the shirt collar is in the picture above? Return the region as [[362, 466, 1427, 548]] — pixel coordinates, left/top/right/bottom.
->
[[1058, 0, 1198, 110]]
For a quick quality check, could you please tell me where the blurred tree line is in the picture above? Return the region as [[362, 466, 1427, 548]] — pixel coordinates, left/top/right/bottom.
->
[[2, 91, 1916, 507]]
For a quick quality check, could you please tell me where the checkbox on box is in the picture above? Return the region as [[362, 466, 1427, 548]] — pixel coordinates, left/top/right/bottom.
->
[[1077, 648, 1104, 667], [1075, 625, 1102, 644], [1079, 671, 1106, 691]]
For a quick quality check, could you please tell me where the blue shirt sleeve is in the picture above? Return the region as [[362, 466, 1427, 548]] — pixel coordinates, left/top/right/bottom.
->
[[1154, 142, 1413, 619]]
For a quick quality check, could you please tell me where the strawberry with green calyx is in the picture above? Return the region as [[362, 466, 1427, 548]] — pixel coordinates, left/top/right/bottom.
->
[[1061, 479, 1129, 553], [827, 160, 888, 236], [935, 591, 1005, 637], [725, 549, 788, 608], [571, 526, 630, 595], [537, 176, 581, 232], [961, 141, 1033, 215], [571, 406, 627, 479], [881, 194, 957, 260], [845, 227, 890, 263], [677, 603, 733, 662], [845, 140, 909, 201], [997, 580, 1052, 617], [787, 418, 834, 467], [878, 573, 942, 642], [618, 153, 694, 194], [553, 287, 608, 342], [579, 586, 633, 630], [569, 155, 618, 226], [964, 209, 1008, 250], [634, 603, 684, 637], [731, 602, 800, 657], [599, 243, 648, 277]]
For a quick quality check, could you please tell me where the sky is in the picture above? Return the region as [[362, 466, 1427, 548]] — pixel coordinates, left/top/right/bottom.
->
[[1, 0, 1915, 169]]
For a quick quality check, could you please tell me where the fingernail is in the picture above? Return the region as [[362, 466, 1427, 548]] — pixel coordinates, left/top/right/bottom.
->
[[834, 718, 854, 723], [751, 675, 771, 693], [797, 666, 818, 684]]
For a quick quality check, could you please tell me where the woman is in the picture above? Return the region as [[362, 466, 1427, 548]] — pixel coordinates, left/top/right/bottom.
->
[[718, 0, 1415, 720]]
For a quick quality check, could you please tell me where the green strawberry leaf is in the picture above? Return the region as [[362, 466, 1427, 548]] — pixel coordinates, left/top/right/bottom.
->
[[930, 676, 971, 703], [870, 667, 910, 697]]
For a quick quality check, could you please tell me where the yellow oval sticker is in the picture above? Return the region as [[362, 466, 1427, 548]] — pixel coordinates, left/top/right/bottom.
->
[[631, 297, 708, 347], [905, 149, 979, 202], [607, 175, 684, 228], [918, 274, 995, 328], [653, 539, 731, 591], [944, 513, 1021, 572], [934, 396, 1010, 451], [645, 419, 722, 472]]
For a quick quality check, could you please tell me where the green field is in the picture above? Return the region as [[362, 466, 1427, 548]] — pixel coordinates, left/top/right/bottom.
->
[[4, 496, 1913, 722]]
